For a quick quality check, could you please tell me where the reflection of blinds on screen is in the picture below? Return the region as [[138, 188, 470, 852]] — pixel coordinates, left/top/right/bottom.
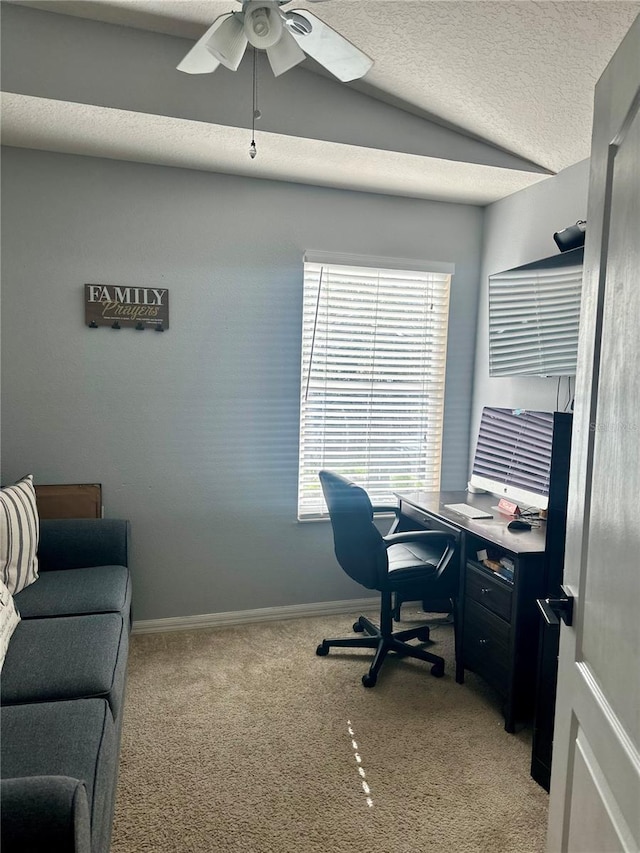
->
[[471, 407, 554, 500], [489, 247, 583, 377]]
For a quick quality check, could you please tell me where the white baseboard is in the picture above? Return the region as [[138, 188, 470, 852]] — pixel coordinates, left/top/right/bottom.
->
[[132, 597, 379, 635]]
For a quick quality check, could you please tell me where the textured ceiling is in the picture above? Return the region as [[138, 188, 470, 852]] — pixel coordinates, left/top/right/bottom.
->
[[1, 93, 549, 204], [3, 0, 640, 203]]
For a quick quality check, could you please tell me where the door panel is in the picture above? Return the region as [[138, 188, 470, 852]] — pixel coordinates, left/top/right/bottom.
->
[[567, 732, 631, 853], [581, 98, 640, 742], [547, 14, 640, 852], [564, 664, 640, 846]]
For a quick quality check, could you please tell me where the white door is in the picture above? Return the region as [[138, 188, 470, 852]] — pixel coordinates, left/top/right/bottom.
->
[[547, 14, 640, 853]]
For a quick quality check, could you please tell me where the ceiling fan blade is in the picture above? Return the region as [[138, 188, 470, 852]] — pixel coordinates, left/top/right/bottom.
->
[[287, 10, 373, 82], [177, 14, 232, 74]]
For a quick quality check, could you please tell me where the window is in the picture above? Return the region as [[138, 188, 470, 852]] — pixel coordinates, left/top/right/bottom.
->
[[297, 252, 452, 520]]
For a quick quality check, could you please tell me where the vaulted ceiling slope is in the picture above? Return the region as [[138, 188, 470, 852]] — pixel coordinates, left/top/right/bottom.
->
[[2, 1, 639, 204]]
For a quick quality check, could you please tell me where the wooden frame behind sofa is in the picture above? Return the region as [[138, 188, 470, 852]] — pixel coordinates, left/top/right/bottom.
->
[[34, 484, 103, 519]]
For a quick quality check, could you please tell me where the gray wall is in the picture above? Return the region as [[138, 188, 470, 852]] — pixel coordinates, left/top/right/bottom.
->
[[470, 159, 591, 462], [1, 147, 482, 620]]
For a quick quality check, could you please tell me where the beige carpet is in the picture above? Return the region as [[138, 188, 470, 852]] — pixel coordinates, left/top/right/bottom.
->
[[112, 610, 548, 853]]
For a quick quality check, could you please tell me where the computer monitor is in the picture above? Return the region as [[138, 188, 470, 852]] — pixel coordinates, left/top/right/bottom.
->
[[469, 407, 554, 511]]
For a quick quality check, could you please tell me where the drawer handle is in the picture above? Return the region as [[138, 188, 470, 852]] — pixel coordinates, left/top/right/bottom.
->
[[480, 587, 492, 595]]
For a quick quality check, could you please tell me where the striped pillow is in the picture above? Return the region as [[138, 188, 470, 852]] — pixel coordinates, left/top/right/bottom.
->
[[0, 475, 40, 594], [0, 578, 20, 671]]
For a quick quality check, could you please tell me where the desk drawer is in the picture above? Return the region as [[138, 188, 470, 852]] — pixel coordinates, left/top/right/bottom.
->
[[463, 597, 511, 695], [465, 563, 513, 622], [401, 503, 458, 535]]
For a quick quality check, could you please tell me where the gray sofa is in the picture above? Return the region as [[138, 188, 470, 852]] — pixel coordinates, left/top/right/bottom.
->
[[1, 518, 132, 853]]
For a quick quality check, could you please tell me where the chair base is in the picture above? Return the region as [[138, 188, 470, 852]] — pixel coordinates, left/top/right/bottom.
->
[[316, 614, 445, 688], [393, 594, 455, 622]]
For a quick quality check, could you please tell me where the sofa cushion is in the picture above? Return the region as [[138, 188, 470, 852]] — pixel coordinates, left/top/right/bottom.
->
[[1, 699, 117, 853], [0, 580, 21, 672], [0, 474, 39, 594], [14, 565, 131, 620], [0, 613, 128, 720]]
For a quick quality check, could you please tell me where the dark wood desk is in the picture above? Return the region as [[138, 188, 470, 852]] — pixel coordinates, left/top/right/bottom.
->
[[395, 489, 547, 732]]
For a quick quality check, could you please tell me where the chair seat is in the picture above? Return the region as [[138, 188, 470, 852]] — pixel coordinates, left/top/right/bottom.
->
[[386, 540, 441, 586], [388, 539, 443, 571]]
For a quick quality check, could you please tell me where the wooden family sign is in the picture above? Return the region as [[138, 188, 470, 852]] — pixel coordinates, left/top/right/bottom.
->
[[85, 284, 169, 330]]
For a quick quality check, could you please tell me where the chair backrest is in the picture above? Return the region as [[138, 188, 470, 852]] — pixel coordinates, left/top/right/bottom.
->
[[319, 470, 386, 590]]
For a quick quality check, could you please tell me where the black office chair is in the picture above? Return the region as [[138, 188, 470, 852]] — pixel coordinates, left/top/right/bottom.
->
[[317, 470, 458, 687]]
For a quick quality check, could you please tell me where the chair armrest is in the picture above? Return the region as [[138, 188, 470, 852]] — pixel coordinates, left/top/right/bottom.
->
[[383, 530, 454, 549], [371, 505, 400, 516], [38, 518, 130, 571], [1, 776, 91, 853]]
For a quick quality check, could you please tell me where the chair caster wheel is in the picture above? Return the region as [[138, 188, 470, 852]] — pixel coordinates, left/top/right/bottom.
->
[[362, 674, 377, 688], [353, 620, 365, 633], [430, 663, 445, 678], [316, 643, 329, 656], [416, 627, 430, 642]]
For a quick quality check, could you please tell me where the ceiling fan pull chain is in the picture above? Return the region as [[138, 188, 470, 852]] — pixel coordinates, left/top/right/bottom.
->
[[250, 46, 260, 159]]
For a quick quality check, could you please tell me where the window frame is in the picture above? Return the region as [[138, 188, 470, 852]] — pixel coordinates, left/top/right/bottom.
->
[[297, 251, 454, 521]]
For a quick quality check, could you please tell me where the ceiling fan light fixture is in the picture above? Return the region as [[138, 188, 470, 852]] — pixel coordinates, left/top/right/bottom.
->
[[245, 3, 283, 50], [177, 1, 373, 81], [177, 14, 231, 74], [267, 27, 306, 76], [284, 12, 312, 37], [205, 13, 248, 71]]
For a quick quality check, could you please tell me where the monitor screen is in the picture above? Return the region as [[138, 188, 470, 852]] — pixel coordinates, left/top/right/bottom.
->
[[469, 407, 554, 510]]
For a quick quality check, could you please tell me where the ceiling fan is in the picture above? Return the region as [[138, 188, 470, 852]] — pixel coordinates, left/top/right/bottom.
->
[[177, 0, 373, 82]]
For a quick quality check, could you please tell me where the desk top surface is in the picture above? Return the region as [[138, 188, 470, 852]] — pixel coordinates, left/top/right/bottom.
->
[[396, 489, 547, 555]]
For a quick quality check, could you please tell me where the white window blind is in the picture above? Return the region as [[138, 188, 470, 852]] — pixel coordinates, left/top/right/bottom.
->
[[489, 261, 583, 377], [297, 257, 451, 520]]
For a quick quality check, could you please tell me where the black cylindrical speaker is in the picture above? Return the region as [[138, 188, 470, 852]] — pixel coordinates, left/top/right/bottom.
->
[[553, 220, 586, 252]]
